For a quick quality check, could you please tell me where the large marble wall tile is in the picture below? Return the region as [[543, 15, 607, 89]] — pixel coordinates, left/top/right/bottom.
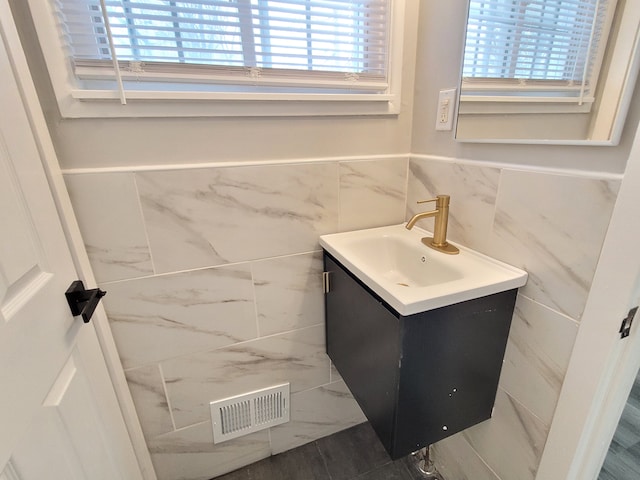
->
[[406, 158, 500, 253], [103, 265, 257, 369], [270, 381, 366, 454], [433, 432, 500, 480], [499, 294, 578, 426], [162, 325, 330, 429], [463, 389, 548, 480], [148, 421, 271, 480], [488, 170, 619, 319], [124, 364, 173, 439], [252, 252, 324, 336], [64, 173, 153, 283], [338, 158, 407, 231], [136, 163, 339, 273]]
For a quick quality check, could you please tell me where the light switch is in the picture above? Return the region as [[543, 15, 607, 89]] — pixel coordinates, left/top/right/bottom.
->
[[435, 88, 456, 131]]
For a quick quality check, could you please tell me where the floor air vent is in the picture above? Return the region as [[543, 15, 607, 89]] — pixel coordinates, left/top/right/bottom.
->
[[210, 383, 290, 443]]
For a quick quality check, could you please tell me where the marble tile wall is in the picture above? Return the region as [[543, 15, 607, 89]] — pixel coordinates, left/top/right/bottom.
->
[[408, 156, 620, 480], [66, 154, 617, 480], [64, 157, 407, 480]]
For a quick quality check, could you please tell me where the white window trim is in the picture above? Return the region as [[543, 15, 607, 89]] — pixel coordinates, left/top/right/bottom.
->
[[26, 0, 406, 118]]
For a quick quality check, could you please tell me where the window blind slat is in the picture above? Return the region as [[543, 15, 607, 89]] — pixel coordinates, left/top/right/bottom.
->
[[57, 0, 391, 88], [67, 32, 387, 52], [85, 16, 388, 39], [94, 7, 387, 27], [463, 0, 610, 91], [61, 1, 389, 29], [465, 20, 597, 37], [99, 0, 388, 14]]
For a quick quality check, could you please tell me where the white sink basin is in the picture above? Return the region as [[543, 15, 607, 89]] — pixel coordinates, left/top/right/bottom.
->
[[320, 224, 527, 316]]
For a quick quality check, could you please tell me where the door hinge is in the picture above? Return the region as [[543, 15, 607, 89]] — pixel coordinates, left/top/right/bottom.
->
[[619, 306, 638, 339], [322, 272, 331, 294]]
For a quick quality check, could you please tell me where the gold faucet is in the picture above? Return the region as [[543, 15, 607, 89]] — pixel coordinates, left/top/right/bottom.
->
[[405, 195, 459, 255]]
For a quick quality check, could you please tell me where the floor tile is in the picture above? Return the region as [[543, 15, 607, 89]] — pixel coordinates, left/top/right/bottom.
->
[[212, 469, 249, 480], [316, 423, 391, 480], [598, 468, 617, 480], [599, 370, 640, 480], [354, 461, 414, 480], [247, 443, 330, 480], [210, 422, 431, 480]]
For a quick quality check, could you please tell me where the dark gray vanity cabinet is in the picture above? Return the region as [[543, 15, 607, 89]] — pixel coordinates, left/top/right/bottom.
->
[[323, 252, 517, 460]]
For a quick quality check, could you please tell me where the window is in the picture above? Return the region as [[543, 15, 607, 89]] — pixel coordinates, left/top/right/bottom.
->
[[28, 0, 405, 117], [460, 0, 617, 109], [455, 0, 640, 144]]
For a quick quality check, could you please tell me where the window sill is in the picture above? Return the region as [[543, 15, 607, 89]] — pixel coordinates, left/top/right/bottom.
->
[[458, 95, 594, 115], [56, 89, 400, 118]]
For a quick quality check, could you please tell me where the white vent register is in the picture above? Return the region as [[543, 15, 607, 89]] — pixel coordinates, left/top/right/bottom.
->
[[210, 383, 290, 443]]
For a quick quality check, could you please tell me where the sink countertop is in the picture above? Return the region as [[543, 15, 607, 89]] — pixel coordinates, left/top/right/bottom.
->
[[320, 224, 527, 316]]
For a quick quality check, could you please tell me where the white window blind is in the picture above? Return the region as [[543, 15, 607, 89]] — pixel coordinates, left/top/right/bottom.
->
[[461, 0, 615, 103], [57, 0, 391, 96]]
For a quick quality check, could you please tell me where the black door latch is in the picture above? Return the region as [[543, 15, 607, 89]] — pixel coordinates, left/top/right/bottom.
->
[[620, 306, 638, 339], [65, 280, 107, 323]]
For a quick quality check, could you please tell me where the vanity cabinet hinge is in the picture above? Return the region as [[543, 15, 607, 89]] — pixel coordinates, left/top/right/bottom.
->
[[620, 306, 638, 339], [322, 272, 331, 294]]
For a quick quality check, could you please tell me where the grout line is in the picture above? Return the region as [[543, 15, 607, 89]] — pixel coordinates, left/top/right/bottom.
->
[[516, 292, 581, 325], [249, 262, 261, 338], [98, 249, 325, 286], [337, 160, 343, 232], [131, 173, 157, 275], [498, 385, 550, 431], [158, 363, 177, 431], [153, 419, 212, 438], [292, 373, 341, 397], [314, 439, 334, 480], [398, 463, 415, 479], [488, 166, 503, 246], [451, 433, 503, 480], [498, 383, 552, 432], [403, 156, 410, 222]]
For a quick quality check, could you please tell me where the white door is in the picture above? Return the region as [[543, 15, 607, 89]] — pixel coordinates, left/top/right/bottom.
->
[[0, 3, 144, 479]]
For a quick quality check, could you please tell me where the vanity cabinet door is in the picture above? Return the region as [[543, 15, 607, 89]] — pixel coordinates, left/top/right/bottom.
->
[[324, 254, 401, 455]]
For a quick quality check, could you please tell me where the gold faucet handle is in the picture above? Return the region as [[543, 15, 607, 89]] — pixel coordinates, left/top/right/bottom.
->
[[417, 195, 450, 206]]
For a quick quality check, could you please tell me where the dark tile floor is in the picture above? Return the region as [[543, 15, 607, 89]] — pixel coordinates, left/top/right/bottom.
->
[[599, 369, 640, 480], [213, 423, 425, 480]]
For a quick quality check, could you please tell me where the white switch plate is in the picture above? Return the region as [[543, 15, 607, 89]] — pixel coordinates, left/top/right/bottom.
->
[[435, 88, 457, 131]]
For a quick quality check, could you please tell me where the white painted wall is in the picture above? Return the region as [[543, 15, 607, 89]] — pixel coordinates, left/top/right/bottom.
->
[[13, 0, 638, 174], [8, 0, 420, 170]]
